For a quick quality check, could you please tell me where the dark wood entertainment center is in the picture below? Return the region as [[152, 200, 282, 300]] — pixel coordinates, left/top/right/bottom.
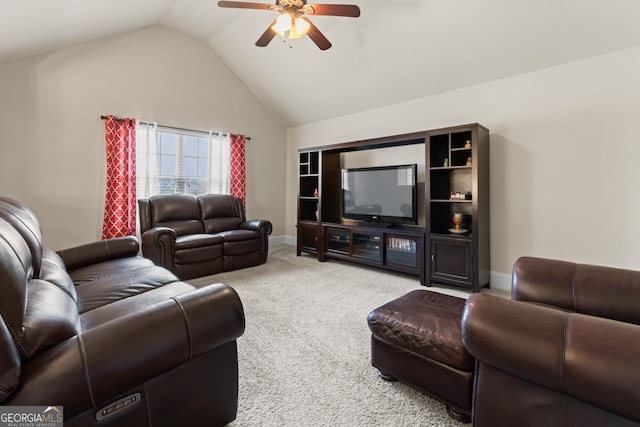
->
[[296, 123, 490, 292]]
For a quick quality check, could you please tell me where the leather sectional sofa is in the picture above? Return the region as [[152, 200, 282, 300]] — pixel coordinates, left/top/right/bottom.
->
[[0, 196, 245, 426], [139, 193, 272, 280], [462, 257, 640, 427]]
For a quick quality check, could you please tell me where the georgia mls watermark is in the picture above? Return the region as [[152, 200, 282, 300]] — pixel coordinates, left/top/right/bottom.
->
[[0, 406, 63, 427]]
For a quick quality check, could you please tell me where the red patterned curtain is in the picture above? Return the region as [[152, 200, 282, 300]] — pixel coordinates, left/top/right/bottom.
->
[[230, 133, 246, 206], [102, 115, 137, 239]]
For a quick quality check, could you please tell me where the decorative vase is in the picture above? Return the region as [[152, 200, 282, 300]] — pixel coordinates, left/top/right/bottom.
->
[[452, 213, 463, 231]]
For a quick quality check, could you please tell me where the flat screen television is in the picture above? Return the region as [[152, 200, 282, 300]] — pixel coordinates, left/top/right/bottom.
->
[[341, 164, 417, 226]]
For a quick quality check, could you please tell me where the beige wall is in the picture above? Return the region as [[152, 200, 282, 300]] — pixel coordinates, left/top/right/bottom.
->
[[287, 46, 640, 286], [0, 26, 287, 250]]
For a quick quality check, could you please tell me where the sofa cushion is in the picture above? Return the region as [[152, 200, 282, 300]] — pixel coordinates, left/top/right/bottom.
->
[[40, 249, 78, 301], [218, 230, 262, 260], [0, 218, 34, 331], [149, 194, 204, 236], [23, 279, 81, 357], [198, 194, 243, 219], [68, 257, 156, 286], [175, 234, 224, 250], [203, 217, 243, 233], [0, 198, 44, 278], [150, 194, 200, 223], [73, 264, 180, 313], [80, 281, 197, 330], [0, 218, 80, 360], [216, 229, 261, 242], [199, 194, 244, 234]]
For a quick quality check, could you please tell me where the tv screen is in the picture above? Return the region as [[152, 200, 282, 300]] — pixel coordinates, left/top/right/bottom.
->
[[342, 164, 417, 225]]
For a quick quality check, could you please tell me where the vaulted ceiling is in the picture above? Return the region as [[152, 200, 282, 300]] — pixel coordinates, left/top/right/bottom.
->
[[3, 0, 640, 126]]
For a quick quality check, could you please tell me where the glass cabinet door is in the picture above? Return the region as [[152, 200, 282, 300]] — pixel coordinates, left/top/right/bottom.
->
[[327, 229, 350, 254], [353, 233, 382, 262], [385, 236, 418, 268]]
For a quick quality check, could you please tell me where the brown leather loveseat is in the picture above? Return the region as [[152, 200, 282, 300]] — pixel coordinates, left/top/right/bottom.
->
[[0, 196, 245, 426], [139, 193, 272, 280], [462, 256, 640, 427]]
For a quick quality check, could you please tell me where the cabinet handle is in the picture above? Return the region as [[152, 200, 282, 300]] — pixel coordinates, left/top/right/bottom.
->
[[431, 254, 435, 261]]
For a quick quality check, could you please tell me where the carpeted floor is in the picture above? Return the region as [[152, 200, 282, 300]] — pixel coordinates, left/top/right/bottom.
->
[[189, 244, 480, 427]]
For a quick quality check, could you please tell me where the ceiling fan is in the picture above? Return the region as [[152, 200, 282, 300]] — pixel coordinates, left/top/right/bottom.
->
[[217, 0, 361, 50]]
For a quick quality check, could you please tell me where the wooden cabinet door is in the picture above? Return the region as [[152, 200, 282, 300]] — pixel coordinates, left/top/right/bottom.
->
[[430, 236, 473, 287], [297, 222, 319, 255]]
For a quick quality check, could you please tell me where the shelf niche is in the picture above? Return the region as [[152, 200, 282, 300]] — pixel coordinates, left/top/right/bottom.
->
[[426, 124, 490, 292]]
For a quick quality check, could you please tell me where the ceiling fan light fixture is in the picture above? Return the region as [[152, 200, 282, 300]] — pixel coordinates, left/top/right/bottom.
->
[[292, 17, 310, 37], [272, 13, 292, 37]]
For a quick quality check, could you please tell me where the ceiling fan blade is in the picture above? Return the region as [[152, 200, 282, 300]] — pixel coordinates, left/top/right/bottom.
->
[[305, 19, 332, 50], [305, 4, 361, 17], [256, 19, 278, 47], [217, 1, 272, 10]]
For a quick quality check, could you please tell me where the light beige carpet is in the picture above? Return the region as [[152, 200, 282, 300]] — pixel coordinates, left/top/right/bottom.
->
[[190, 244, 482, 427]]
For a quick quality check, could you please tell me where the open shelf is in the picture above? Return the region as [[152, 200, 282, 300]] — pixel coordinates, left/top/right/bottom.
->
[[297, 150, 321, 254], [426, 124, 490, 292]]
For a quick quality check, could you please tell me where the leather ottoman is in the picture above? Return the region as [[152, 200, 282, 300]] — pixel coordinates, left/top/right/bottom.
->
[[367, 290, 473, 423]]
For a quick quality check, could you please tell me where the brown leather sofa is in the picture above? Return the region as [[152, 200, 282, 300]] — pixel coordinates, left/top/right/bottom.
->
[[0, 196, 245, 427], [462, 256, 640, 427], [139, 193, 272, 280]]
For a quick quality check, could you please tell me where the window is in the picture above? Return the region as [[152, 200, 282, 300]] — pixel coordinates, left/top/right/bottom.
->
[[157, 133, 209, 195], [136, 122, 230, 199]]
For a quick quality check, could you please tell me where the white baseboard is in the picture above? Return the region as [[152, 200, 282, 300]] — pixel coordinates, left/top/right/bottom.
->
[[489, 271, 511, 292], [275, 235, 512, 291], [268, 235, 292, 248]]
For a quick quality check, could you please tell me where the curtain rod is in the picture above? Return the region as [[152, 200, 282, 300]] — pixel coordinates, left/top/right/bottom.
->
[[100, 116, 251, 140]]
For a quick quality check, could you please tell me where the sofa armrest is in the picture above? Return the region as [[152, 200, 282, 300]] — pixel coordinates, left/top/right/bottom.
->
[[9, 283, 245, 419], [462, 293, 640, 423], [57, 236, 140, 271], [141, 227, 177, 270], [239, 220, 272, 235], [239, 220, 272, 264]]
